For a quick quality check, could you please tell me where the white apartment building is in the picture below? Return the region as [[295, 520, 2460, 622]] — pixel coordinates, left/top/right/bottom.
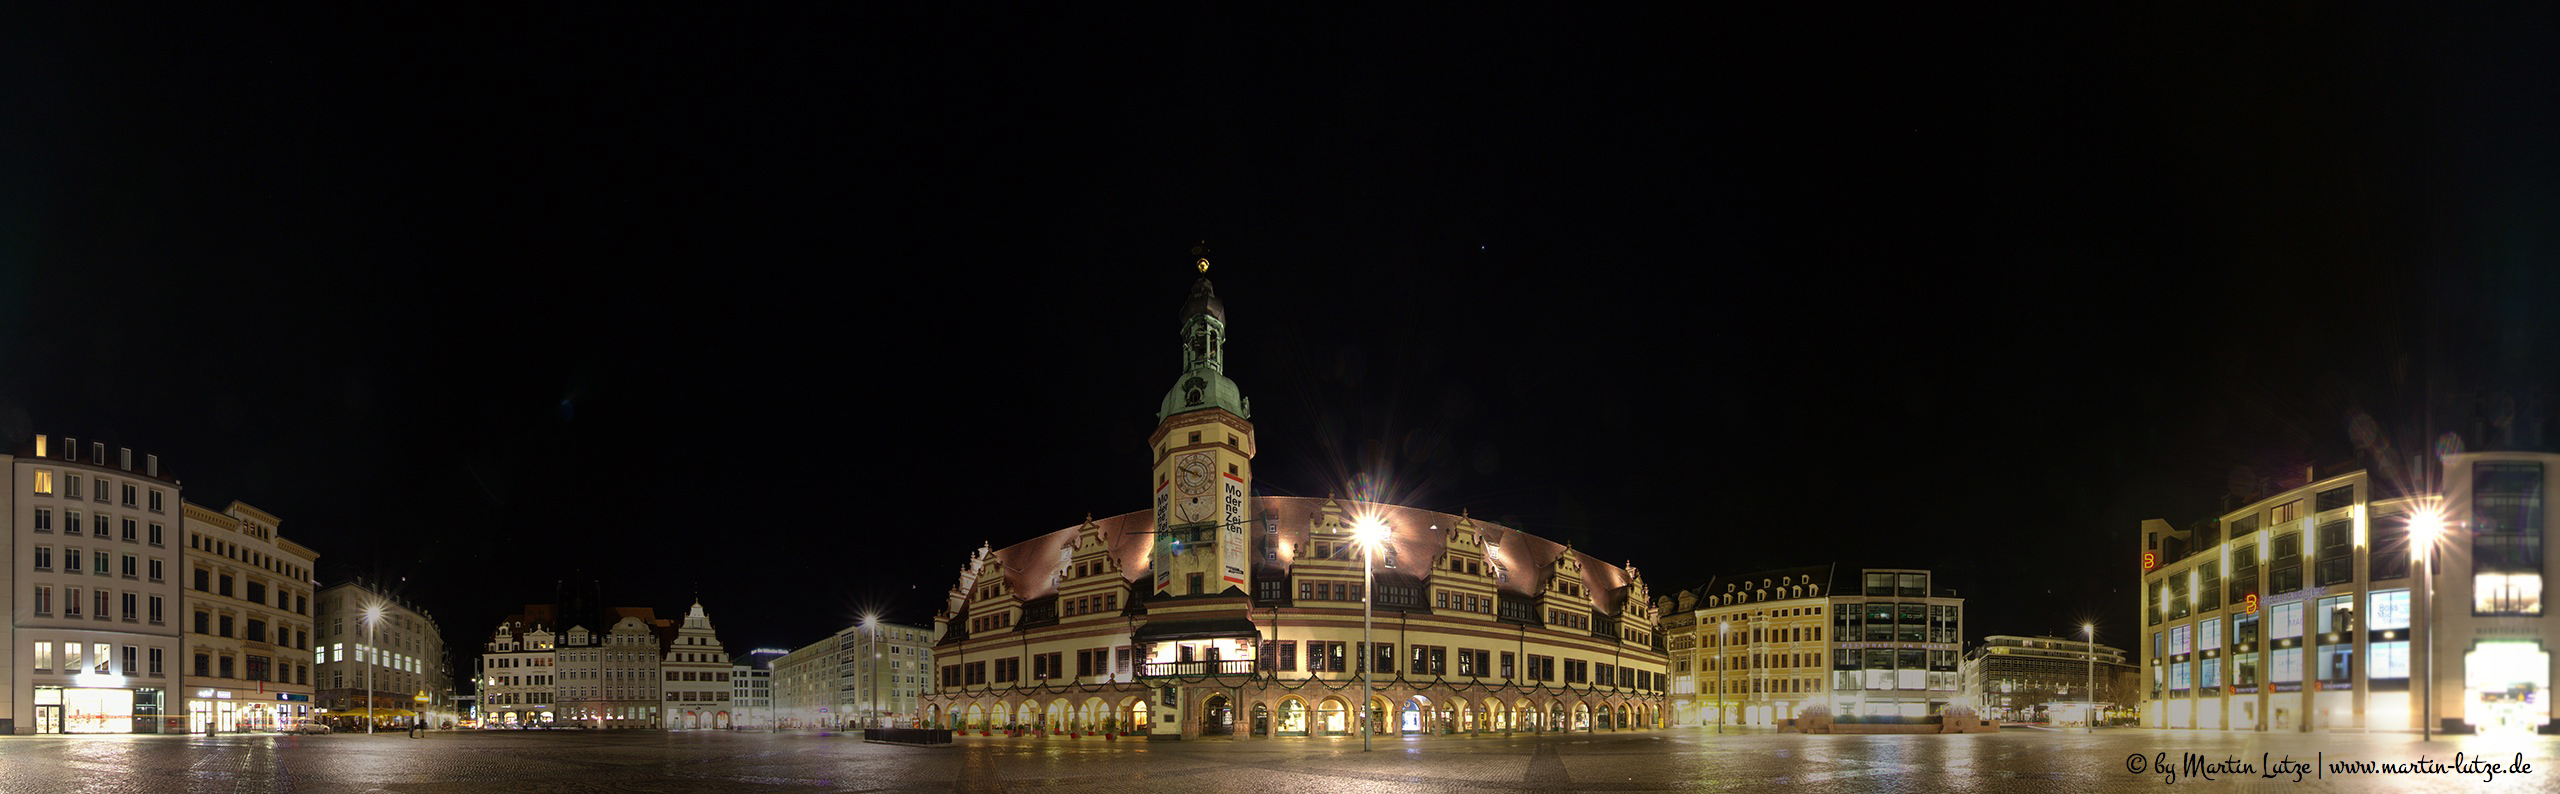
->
[[731, 649, 782, 731], [7, 435, 187, 734], [179, 500, 319, 732]]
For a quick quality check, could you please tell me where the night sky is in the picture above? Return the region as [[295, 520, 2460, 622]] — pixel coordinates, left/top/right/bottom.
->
[[7, 6, 2556, 683]]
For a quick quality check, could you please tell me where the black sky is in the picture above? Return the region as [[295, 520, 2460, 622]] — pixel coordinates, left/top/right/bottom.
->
[[6, 5, 2556, 682]]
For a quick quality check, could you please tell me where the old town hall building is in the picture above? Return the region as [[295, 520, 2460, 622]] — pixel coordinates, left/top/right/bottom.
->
[[920, 261, 1668, 739]]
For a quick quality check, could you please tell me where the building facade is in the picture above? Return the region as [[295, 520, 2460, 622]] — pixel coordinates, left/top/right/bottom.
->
[[1659, 566, 1965, 727], [314, 580, 452, 730], [7, 435, 186, 734], [479, 605, 558, 728], [553, 609, 664, 729], [920, 267, 1668, 740], [2136, 455, 2560, 734], [662, 600, 732, 730], [731, 648, 783, 731], [840, 619, 932, 729], [179, 500, 319, 732], [770, 640, 834, 730], [1962, 634, 2135, 725]]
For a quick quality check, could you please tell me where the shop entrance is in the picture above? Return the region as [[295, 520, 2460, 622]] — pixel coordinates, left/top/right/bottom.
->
[[2465, 641, 2551, 735]]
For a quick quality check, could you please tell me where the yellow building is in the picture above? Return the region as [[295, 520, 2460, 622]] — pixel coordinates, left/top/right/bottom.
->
[[1662, 566, 1967, 727], [921, 264, 1667, 739]]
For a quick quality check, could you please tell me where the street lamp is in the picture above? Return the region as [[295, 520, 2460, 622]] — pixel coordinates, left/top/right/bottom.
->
[[2082, 623, 2096, 733], [861, 614, 879, 731], [2411, 507, 2443, 742], [1351, 515, 1388, 752], [1717, 621, 1728, 734], [362, 603, 385, 736]]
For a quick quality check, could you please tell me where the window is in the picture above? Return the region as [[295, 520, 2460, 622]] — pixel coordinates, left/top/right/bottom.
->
[[220, 615, 234, 638], [32, 585, 50, 615], [2315, 519, 2353, 586], [33, 507, 50, 532], [194, 569, 208, 592], [65, 474, 80, 499], [2475, 573, 2543, 616], [149, 595, 163, 624], [33, 469, 52, 495], [247, 582, 266, 605], [2166, 573, 2191, 620], [122, 554, 137, 579], [65, 587, 81, 617], [93, 513, 107, 536], [148, 559, 162, 582], [93, 551, 108, 576], [33, 545, 51, 571], [2270, 534, 2303, 594], [2231, 544, 2259, 605], [2199, 617, 2222, 652], [150, 490, 163, 513], [150, 647, 166, 677], [2270, 601, 2303, 640], [2370, 514, 2412, 580], [122, 483, 137, 507], [2473, 462, 2544, 572], [219, 575, 233, 597], [121, 592, 136, 621], [2148, 582, 2163, 625]]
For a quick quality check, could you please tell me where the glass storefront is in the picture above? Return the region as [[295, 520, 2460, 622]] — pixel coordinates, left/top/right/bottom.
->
[[32, 687, 161, 734]]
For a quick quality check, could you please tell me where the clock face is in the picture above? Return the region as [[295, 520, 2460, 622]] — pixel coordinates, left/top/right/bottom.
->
[[1174, 452, 1216, 522]]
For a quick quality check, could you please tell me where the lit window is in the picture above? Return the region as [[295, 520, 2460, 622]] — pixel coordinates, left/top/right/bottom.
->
[[2475, 573, 2543, 616]]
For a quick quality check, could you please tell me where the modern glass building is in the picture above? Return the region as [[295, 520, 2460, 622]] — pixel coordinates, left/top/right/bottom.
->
[[2139, 452, 2558, 734]]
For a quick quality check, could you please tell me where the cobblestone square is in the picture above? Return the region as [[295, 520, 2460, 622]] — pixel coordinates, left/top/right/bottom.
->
[[5, 728, 2553, 792]]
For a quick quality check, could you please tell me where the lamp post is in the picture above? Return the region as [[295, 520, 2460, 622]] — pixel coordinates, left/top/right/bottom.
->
[[362, 603, 384, 736], [861, 615, 879, 731], [2082, 623, 2096, 733], [1717, 621, 1728, 734], [1352, 516, 1388, 752], [2412, 509, 2442, 742]]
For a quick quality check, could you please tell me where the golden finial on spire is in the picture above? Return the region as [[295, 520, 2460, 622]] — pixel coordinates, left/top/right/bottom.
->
[[1192, 241, 1211, 273]]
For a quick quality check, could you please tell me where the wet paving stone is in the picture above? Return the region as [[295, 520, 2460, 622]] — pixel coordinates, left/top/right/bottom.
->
[[3, 728, 2551, 792]]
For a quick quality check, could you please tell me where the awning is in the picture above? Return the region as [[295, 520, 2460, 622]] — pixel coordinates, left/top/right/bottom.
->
[[1131, 617, 1262, 643]]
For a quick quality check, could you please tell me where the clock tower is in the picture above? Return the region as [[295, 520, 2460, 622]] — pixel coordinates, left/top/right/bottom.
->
[[1148, 251, 1256, 598]]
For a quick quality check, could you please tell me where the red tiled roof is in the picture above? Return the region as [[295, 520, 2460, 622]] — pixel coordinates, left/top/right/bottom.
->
[[977, 496, 1644, 613]]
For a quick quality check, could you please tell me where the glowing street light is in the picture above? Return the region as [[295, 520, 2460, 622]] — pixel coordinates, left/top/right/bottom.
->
[[1351, 514, 1388, 752], [362, 603, 385, 736], [861, 614, 880, 731], [2082, 622, 2096, 733], [2410, 506, 2444, 741]]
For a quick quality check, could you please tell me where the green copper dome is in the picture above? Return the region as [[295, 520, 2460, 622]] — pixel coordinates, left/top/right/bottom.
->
[[1158, 277, 1250, 422]]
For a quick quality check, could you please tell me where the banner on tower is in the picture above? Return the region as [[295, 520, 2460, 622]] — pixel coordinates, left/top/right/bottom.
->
[[1154, 481, 1173, 594], [1220, 473, 1248, 589]]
